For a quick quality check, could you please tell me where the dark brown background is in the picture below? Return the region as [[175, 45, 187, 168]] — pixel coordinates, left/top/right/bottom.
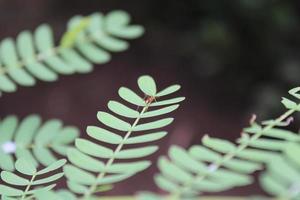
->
[[1, 0, 300, 197]]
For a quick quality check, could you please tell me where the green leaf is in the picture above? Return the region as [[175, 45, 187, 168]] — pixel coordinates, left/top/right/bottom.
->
[[15, 157, 37, 175], [168, 146, 207, 174], [67, 181, 87, 194], [193, 179, 232, 192], [37, 159, 66, 175], [189, 145, 221, 162], [105, 10, 144, 38], [141, 105, 179, 118], [108, 101, 139, 118], [245, 138, 286, 151], [27, 184, 56, 195], [0, 11, 144, 94], [33, 146, 56, 166], [75, 139, 113, 158], [154, 175, 179, 193], [223, 159, 262, 173], [0, 115, 18, 142], [236, 149, 279, 162], [158, 157, 192, 183], [1, 171, 29, 186], [64, 165, 96, 185], [156, 85, 181, 97], [138, 75, 157, 96], [118, 87, 146, 106], [0, 185, 23, 196], [52, 127, 79, 144], [133, 118, 174, 131], [87, 126, 123, 144], [202, 135, 236, 153], [97, 173, 134, 185], [108, 161, 151, 173], [150, 97, 185, 107], [33, 173, 64, 185], [260, 173, 287, 197], [0, 152, 14, 171], [34, 120, 62, 145], [125, 131, 168, 144], [288, 87, 300, 99], [67, 148, 105, 172], [211, 169, 252, 186], [284, 143, 300, 166], [14, 115, 41, 146], [115, 146, 158, 159], [246, 127, 300, 142], [281, 97, 298, 110], [97, 112, 131, 131]]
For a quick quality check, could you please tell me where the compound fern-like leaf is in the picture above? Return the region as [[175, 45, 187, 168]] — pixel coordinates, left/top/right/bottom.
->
[[139, 87, 300, 200], [0, 158, 65, 199], [0, 114, 79, 171], [0, 10, 144, 94], [65, 75, 184, 199]]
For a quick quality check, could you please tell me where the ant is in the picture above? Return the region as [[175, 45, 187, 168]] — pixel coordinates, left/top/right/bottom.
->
[[144, 95, 157, 104], [136, 95, 158, 111]]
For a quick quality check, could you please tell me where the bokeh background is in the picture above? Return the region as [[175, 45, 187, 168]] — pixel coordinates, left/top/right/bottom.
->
[[0, 0, 300, 197]]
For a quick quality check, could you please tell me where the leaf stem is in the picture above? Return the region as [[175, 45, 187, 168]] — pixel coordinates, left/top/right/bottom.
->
[[80, 103, 151, 200], [20, 173, 36, 200]]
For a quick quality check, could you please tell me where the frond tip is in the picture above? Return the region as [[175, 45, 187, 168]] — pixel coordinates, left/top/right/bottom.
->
[[65, 75, 185, 199], [0, 10, 144, 94]]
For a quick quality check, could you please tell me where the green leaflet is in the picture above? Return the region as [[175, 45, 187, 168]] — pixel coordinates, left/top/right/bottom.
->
[[75, 139, 114, 158], [0, 10, 144, 94], [97, 111, 131, 131], [87, 126, 123, 144], [65, 75, 184, 199], [138, 75, 157, 96], [108, 101, 140, 118], [258, 144, 300, 199], [260, 157, 300, 199], [202, 135, 236, 153], [68, 148, 105, 172], [67, 181, 88, 194], [124, 131, 168, 144], [115, 146, 158, 159], [0, 185, 23, 197], [15, 157, 37, 175], [133, 118, 174, 131], [118, 87, 146, 106], [1, 171, 29, 186], [64, 165, 96, 185], [37, 159, 67, 175], [154, 175, 178, 192], [0, 159, 65, 199], [156, 85, 181, 97], [0, 115, 79, 171]]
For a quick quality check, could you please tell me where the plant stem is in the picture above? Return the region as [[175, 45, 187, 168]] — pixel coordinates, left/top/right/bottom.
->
[[170, 108, 297, 199], [80, 103, 151, 200], [20, 173, 36, 200]]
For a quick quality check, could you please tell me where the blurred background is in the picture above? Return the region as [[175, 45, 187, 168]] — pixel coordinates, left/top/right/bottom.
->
[[0, 0, 300, 197]]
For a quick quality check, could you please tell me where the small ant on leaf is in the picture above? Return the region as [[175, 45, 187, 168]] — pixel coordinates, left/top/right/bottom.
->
[[144, 95, 157, 104], [136, 95, 158, 111]]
